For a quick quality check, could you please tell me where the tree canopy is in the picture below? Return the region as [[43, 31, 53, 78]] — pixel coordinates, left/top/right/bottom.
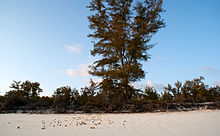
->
[[87, 0, 165, 102]]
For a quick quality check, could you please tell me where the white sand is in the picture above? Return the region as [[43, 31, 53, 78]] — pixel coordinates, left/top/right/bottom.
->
[[0, 110, 220, 136]]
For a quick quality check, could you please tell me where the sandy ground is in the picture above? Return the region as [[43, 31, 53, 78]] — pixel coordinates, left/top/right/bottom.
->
[[0, 110, 220, 136]]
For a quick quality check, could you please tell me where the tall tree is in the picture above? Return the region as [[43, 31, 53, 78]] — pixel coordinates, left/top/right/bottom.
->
[[87, 0, 165, 102]]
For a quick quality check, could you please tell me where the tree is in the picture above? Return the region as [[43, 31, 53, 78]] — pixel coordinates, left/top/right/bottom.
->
[[20, 81, 42, 99], [174, 81, 182, 102], [208, 86, 220, 101], [182, 76, 208, 103], [20, 80, 32, 98], [0, 94, 4, 111], [30, 82, 42, 99], [87, 0, 165, 102], [164, 84, 175, 100], [144, 87, 159, 101], [53, 86, 73, 106], [81, 79, 98, 103], [53, 86, 73, 113], [161, 90, 172, 102]]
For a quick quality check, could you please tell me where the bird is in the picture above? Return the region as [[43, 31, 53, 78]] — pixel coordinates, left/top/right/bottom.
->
[[41, 125, 46, 130], [123, 120, 126, 125], [90, 126, 95, 129]]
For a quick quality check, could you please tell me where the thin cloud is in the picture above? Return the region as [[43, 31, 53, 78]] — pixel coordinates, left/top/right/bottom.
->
[[132, 80, 165, 92], [146, 80, 154, 87], [202, 67, 219, 75], [61, 56, 97, 77], [65, 63, 89, 77], [215, 81, 220, 86], [64, 43, 82, 54], [146, 80, 165, 91]]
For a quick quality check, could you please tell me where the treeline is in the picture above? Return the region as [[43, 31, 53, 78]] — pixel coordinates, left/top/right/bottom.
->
[[0, 76, 220, 113]]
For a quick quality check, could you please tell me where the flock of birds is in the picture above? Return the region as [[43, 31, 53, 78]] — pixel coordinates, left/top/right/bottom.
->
[[8, 115, 127, 130]]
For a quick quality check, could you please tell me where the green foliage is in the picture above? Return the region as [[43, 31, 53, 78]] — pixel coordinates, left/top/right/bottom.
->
[[182, 76, 207, 103], [32, 96, 54, 108], [144, 87, 159, 101], [161, 76, 220, 103], [4, 90, 28, 110], [174, 81, 182, 102], [1, 77, 220, 113], [207, 86, 220, 102], [20, 80, 42, 99], [81, 79, 97, 103], [53, 86, 75, 107], [1, 80, 43, 110], [0, 95, 4, 103], [87, 0, 165, 102], [9, 80, 42, 100], [0, 95, 4, 111], [161, 91, 172, 102], [53, 86, 79, 113], [76, 79, 99, 107]]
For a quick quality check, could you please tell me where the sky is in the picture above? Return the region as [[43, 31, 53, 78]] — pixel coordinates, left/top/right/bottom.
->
[[0, 0, 219, 96]]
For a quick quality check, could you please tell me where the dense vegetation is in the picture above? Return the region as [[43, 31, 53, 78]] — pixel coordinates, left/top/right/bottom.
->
[[0, 76, 219, 113]]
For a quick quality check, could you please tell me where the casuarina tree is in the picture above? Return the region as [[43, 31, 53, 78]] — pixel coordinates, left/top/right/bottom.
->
[[87, 0, 165, 102]]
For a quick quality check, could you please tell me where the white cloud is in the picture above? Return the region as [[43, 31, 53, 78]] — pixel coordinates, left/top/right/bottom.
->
[[64, 43, 82, 54], [215, 81, 220, 86], [147, 81, 164, 91], [132, 80, 165, 91], [65, 63, 89, 77], [60, 55, 97, 78], [146, 80, 154, 87], [202, 67, 219, 75]]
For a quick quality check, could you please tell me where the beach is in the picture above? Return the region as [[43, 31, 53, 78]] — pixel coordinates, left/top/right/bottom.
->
[[0, 110, 220, 136]]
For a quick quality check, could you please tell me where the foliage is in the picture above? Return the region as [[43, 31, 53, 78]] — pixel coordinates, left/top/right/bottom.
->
[[161, 91, 172, 102], [161, 76, 220, 103], [1, 77, 220, 113], [9, 80, 42, 100], [32, 96, 54, 108], [87, 0, 165, 102], [1, 80, 43, 110], [143, 87, 159, 101], [53, 86, 78, 109], [3, 90, 28, 110]]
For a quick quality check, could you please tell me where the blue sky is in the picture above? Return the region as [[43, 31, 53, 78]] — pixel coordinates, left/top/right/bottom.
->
[[0, 0, 219, 96]]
